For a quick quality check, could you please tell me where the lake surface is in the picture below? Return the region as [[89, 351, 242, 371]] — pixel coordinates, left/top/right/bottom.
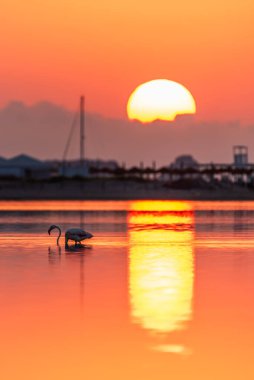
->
[[1, 200, 254, 380]]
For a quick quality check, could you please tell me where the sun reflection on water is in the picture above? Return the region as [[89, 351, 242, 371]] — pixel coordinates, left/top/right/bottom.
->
[[128, 201, 194, 338]]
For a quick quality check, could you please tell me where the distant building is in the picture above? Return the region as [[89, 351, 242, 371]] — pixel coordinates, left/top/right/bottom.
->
[[0, 154, 51, 179], [158, 154, 200, 181], [60, 161, 89, 178], [87, 159, 120, 178], [0, 157, 7, 165], [88, 159, 119, 171], [170, 155, 199, 169], [58, 158, 119, 178]]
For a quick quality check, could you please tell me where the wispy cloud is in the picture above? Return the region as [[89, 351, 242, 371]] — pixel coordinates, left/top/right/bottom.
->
[[0, 101, 253, 166]]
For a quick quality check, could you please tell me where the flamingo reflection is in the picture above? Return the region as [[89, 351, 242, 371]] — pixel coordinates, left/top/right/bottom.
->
[[48, 245, 61, 264]]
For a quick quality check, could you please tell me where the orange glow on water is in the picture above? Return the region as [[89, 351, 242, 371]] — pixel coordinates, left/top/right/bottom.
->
[[0, 200, 129, 211], [1, 201, 254, 379], [129, 200, 193, 212], [128, 201, 194, 351]]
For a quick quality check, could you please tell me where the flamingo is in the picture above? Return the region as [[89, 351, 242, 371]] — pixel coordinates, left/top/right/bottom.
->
[[48, 225, 93, 247]]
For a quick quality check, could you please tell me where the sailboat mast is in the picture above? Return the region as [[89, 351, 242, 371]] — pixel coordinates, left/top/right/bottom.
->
[[80, 95, 85, 167]]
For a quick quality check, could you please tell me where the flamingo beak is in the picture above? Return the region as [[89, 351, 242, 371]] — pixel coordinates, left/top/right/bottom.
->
[[48, 228, 52, 235]]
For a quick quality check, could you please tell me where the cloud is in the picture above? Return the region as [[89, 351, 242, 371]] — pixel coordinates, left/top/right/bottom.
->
[[0, 100, 253, 166]]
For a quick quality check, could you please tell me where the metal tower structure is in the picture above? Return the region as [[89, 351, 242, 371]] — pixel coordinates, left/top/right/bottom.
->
[[233, 145, 248, 167], [80, 95, 85, 167]]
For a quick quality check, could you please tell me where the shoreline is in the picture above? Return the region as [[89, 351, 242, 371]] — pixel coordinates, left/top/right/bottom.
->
[[1, 178, 254, 201]]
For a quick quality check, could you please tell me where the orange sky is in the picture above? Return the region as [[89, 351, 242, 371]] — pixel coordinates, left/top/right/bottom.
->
[[1, 0, 254, 122]]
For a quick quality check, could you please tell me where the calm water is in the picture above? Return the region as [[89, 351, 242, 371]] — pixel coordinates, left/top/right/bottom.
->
[[1, 200, 254, 379]]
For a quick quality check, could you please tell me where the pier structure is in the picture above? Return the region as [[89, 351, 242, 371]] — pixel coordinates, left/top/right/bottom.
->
[[89, 162, 254, 186]]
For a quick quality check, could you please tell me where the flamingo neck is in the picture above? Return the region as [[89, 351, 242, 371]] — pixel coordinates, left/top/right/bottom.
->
[[55, 226, 61, 245]]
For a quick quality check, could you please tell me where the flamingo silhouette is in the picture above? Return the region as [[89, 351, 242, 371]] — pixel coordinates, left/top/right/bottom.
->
[[48, 225, 93, 247]]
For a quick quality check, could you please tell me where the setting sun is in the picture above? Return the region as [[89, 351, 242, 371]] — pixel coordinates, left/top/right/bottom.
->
[[127, 79, 196, 123]]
